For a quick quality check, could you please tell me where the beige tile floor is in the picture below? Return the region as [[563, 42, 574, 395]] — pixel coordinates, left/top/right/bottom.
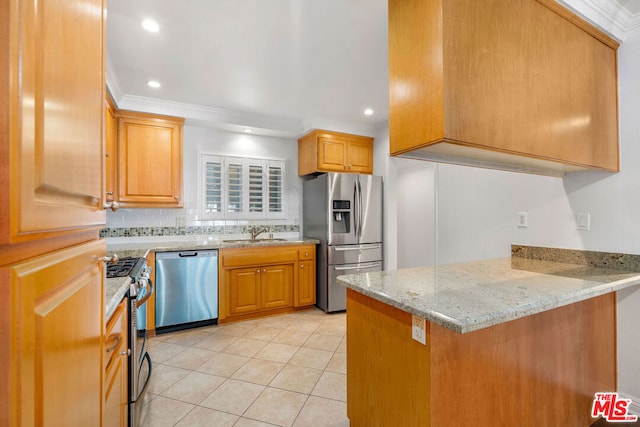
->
[[139, 308, 349, 427]]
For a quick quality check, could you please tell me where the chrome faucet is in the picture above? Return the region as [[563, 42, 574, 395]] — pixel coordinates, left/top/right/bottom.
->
[[250, 226, 269, 240]]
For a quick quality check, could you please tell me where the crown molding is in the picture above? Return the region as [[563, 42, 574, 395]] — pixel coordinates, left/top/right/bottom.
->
[[117, 95, 304, 137], [105, 53, 124, 105], [557, 0, 640, 41]]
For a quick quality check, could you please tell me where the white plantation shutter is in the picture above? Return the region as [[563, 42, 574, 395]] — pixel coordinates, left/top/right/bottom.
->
[[267, 161, 285, 217], [226, 160, 243, 213], [200, 154, 286, 220], [203, 157, 223, 215], [248, 163, 264, 213]]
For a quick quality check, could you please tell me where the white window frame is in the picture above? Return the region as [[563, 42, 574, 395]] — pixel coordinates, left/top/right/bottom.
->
[[199, 153, 287, 220]]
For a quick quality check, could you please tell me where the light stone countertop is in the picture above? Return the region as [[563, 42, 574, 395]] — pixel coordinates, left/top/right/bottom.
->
[[104, 237, 320, 320], [337, 255, 640, 334]]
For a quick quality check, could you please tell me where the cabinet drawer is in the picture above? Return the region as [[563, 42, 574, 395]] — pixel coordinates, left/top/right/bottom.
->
[[298, 246, 315, 261], [105, 300, 126, 370]]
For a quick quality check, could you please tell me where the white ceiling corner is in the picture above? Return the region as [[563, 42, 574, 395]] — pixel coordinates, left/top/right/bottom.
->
[[557, 0, 637, 41]]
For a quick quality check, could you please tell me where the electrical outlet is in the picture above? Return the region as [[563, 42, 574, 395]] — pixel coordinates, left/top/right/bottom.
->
[[577, 213, 590, 231], [517, 212, 528, 228], [412, 315, 427, 345]]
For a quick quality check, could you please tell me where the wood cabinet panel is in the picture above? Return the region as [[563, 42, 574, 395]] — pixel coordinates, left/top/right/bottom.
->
[[389, 0, 619, 175], [295, 260, 315, 307], [1, 240, 105, 426], [261, 264, 293, 309], [117, 111, 184, 208], [1, 0, 106, 245], [298, 129, 374, 176], [318, 137, 348, 172], [105, 96, 117, 203], [346, 288, 616, 426], [103, 299, 128, 427], [229, 267, 262, 315]]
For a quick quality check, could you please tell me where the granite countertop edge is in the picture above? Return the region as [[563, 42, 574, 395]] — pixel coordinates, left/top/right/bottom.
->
[[104, 238, 320, 320], [339, 274, 640, 334], [337, 246, 640, 334]]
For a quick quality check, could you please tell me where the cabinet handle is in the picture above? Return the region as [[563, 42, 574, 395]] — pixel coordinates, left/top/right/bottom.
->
[[101, 253, 120, 264], [263, 269, 267, 273], [300, 264, 304, 269], [305, 252, 309, 257], [119, 349, 131, 357], [105, 335, 121, 353], [103, 201, 120, 212], [257, 269, 261, 273]]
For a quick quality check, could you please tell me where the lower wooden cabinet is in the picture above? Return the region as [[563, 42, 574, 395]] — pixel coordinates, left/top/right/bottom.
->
[[220, 244, 315, 322], [1, 240, 105, 426], [296, 260, 315, 307], [103, 299, 128, 427]]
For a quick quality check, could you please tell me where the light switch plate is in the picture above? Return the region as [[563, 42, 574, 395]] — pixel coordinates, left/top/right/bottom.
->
[[577, 213, 590, 231], [517, 212, 528, 228], [412, 315, 427, 345]]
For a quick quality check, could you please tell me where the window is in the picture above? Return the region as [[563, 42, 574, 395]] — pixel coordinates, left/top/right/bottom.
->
[[200, 154, 287, 220]]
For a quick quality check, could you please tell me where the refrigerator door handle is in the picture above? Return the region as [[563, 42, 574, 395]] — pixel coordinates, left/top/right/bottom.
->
[[357, 179, 363, 241], [353, 180, 360, 239]]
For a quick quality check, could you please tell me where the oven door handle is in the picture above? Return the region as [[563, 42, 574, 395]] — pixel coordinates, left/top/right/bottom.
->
[[136, 279, 154, 307]]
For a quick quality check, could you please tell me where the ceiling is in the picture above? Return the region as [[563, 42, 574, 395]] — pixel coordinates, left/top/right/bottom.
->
[[106, 0, 638, 137], [106, 0, 389, 134]]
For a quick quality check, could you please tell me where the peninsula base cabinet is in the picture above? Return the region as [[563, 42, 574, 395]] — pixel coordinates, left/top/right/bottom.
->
[[346, 289, 616, 426], [219, 245, 316, 322]]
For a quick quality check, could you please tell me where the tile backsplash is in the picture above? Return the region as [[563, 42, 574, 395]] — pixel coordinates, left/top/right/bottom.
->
[[100, 224, 299, 238], [103, 208, 301, 239]]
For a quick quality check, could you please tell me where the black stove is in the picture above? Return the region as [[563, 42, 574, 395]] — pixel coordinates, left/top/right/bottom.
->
[[106, 257, 146, 279]]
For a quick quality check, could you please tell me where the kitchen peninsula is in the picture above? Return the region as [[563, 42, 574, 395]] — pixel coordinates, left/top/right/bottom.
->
[[338, 246, 640, 426]]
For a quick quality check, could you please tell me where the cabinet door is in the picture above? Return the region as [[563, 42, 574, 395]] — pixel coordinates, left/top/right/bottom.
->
[[2, 239, 105, 426], [260, 264, 293, 310], [229, 267, 262, 315], [347, 140, 374, 174], [1, 0, 106, 245], [295, 260, 316, 307], [104, 299, 128, 427], [105, 97, 118, 203], [317, 137, 347, 172], [117, 112, 184, 208]]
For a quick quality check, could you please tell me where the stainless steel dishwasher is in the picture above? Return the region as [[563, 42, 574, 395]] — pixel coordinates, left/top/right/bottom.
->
[[155, 249, 218, 333]]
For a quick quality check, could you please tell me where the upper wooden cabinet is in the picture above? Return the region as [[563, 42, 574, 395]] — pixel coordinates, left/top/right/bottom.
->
[[116, 110, 184, 208], [389, 0, 620, 176], [298, 129, 374, 176], [105, 96, 118, 203], [0, 0, 106, 246]]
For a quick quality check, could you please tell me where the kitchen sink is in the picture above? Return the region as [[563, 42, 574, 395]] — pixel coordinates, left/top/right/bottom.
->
[[223, 238, 288, 243]]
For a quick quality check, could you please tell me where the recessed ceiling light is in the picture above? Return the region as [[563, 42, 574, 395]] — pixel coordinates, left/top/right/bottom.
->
[[364, 108, 374, 116], [147, 80, 161, 88], [243, 129, 253, 134], [142, 19, 160, 32]]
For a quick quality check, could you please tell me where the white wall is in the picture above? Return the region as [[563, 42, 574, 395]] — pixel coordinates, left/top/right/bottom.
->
[[106, 125, 302, 230], [379, 24, 640, 410]]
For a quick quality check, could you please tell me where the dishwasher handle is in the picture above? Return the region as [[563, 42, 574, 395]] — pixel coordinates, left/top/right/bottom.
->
[[178, 252, 198, 257]]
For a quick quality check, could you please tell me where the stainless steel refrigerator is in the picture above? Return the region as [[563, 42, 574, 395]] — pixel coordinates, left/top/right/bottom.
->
[[303, 173, 383, 312]]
